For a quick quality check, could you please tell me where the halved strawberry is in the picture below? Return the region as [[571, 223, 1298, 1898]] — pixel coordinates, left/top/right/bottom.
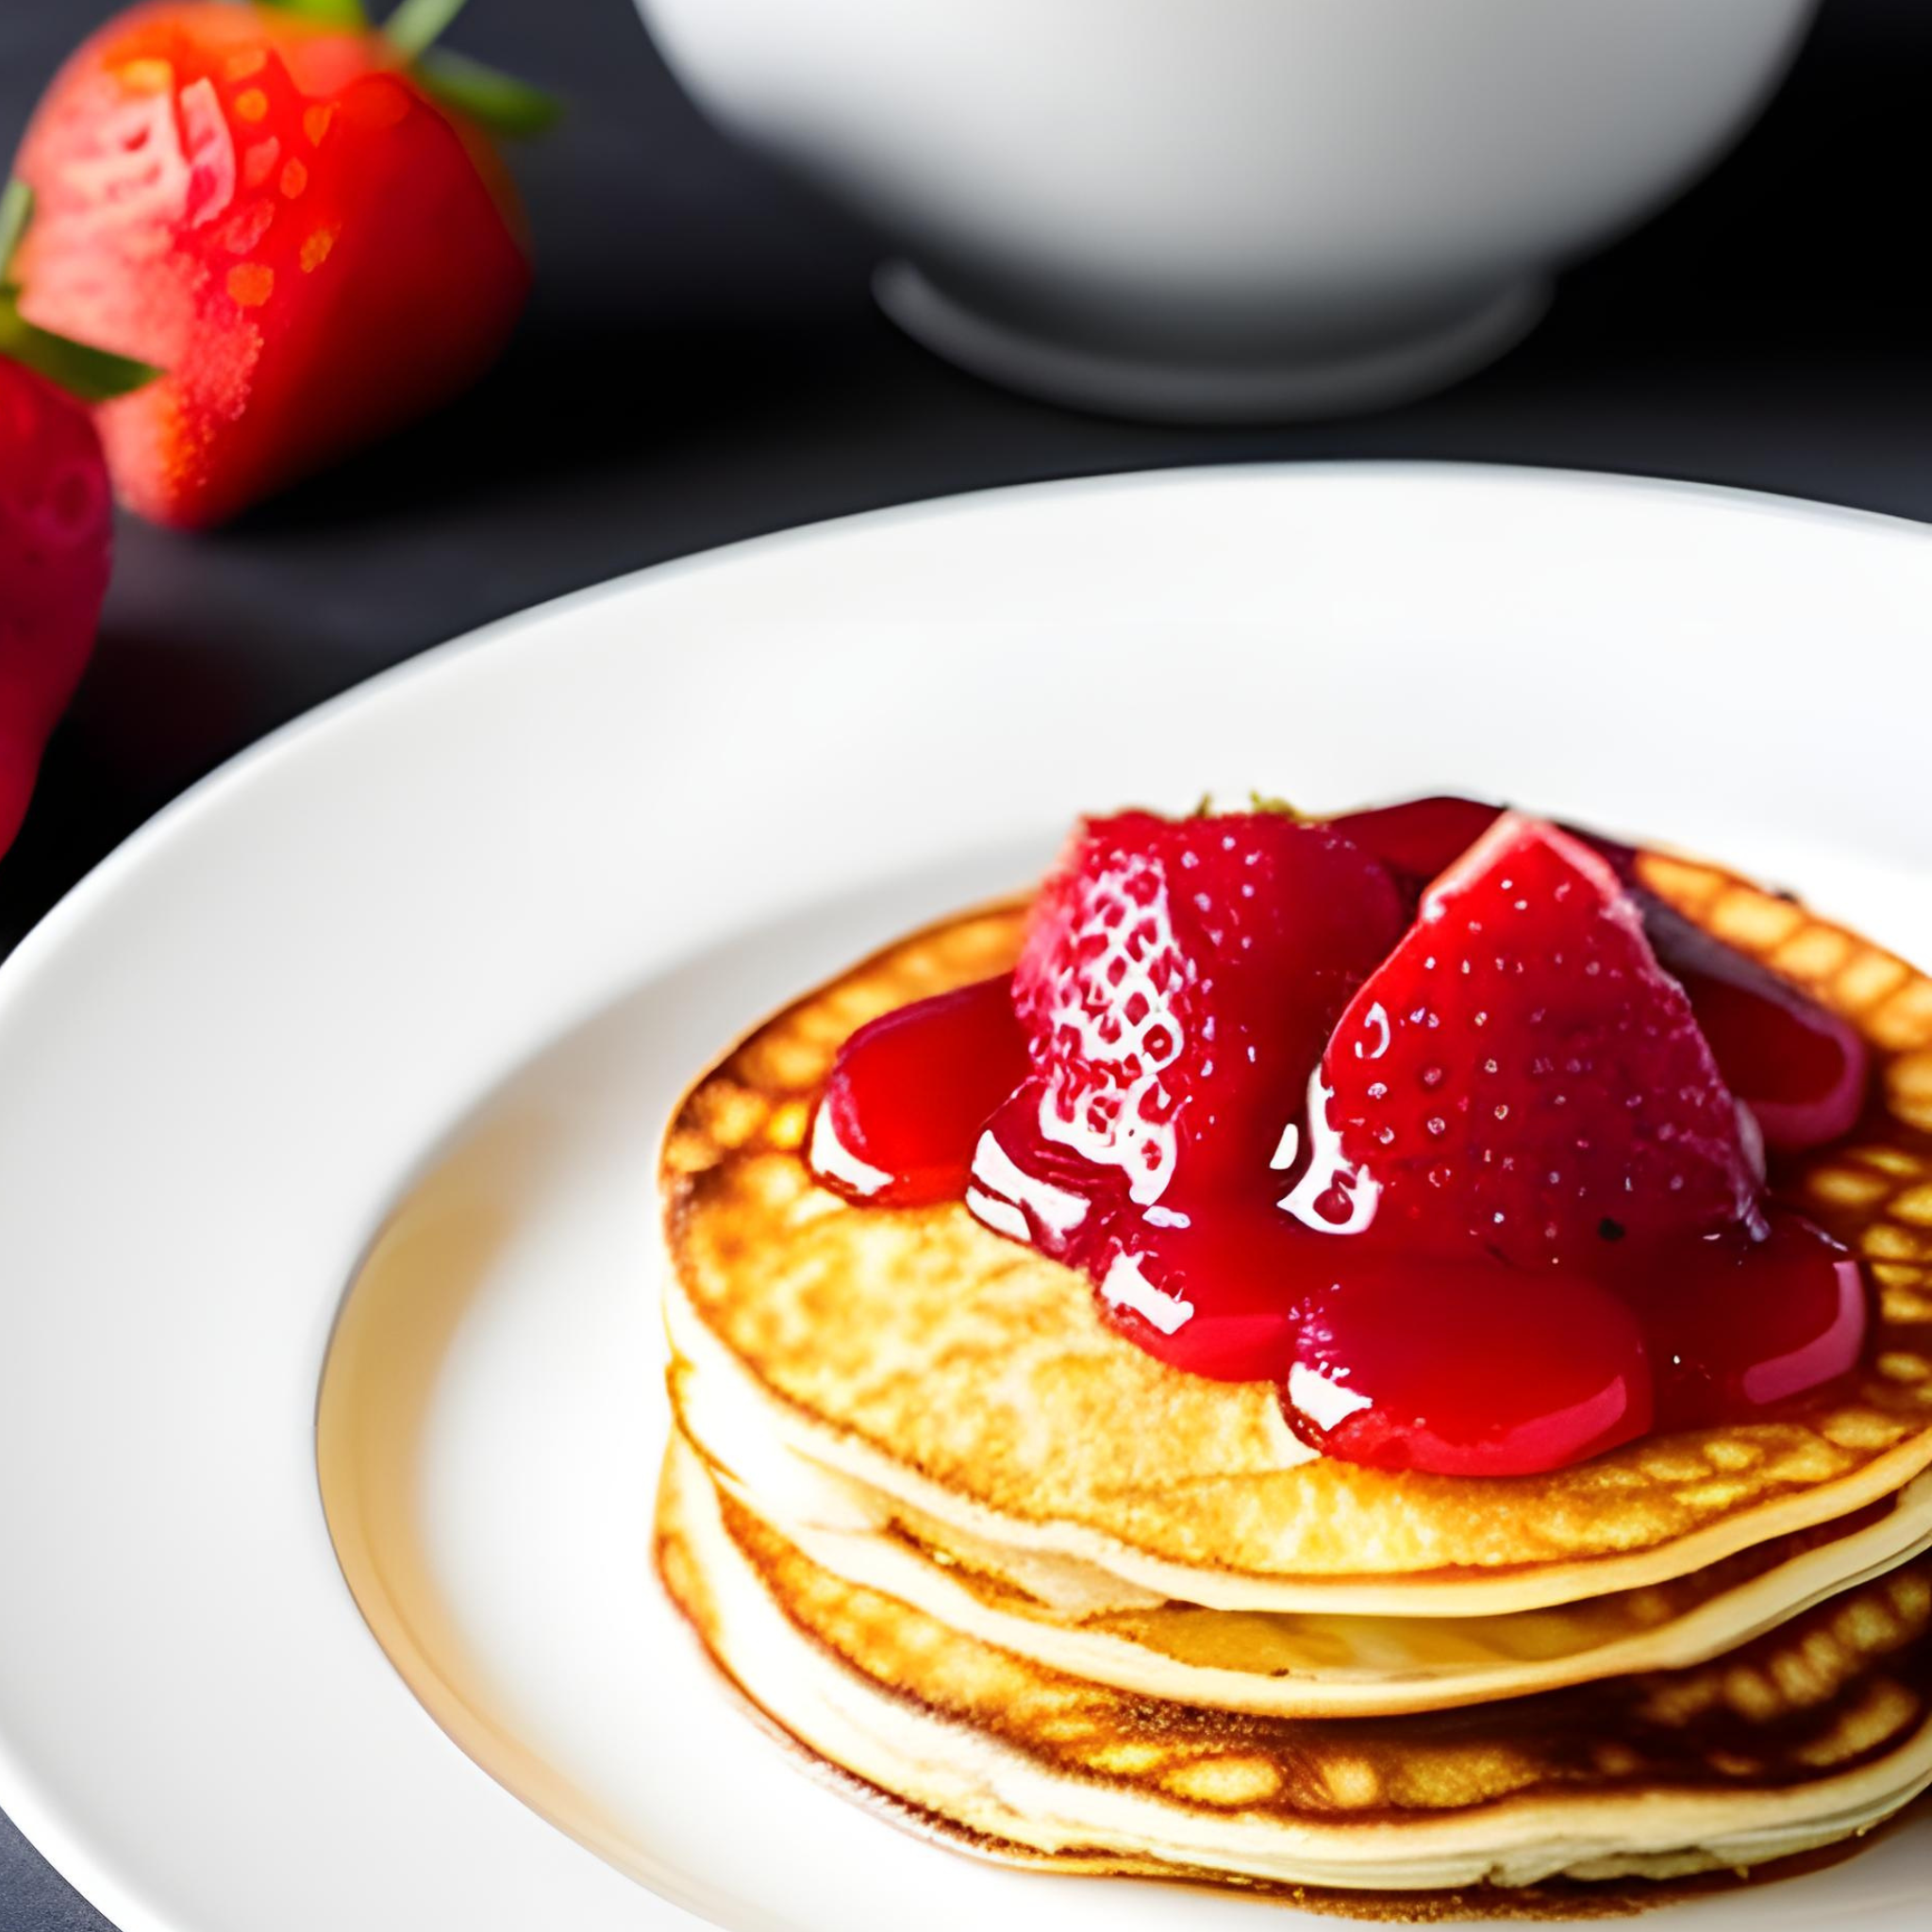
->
[[973, 809, 1405, 1242], [1318, 813, 1759, 1267], [1330, 795, 1870, 1153]]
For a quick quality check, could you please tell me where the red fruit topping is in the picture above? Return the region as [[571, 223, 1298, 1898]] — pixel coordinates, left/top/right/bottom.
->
[[1320, 814, 1758, 1267], [1092, 1205, 1312, 1382], [998, 810, 1404, 1208], [814, 799, 1874, 1481], [810, 975, 1027, 1207], [969, 1084, 1127, 1268], [1328, 794, 1501, 903], [1624, 1208, 1868, 1430], [1289, 1264, 1654, 1475], [1330, 796, 1870, 1152], [1634, 897, 1869, 1152]]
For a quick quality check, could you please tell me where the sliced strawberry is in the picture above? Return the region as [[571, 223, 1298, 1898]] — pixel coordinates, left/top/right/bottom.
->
[[1330, 795, 1870, 1153], [981, 810, 1405, 1226], [1327, 794, 1501, 903], [1319, 813, 1759, 1267]]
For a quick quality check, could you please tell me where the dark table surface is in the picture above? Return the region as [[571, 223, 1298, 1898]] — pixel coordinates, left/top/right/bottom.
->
[[3, 0, 1930, 1923]]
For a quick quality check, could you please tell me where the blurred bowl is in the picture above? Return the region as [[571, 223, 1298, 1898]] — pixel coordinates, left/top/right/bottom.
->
[[633, 0, 1819, 423]]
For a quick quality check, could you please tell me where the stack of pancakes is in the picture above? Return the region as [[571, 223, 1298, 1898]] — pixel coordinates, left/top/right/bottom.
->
[[657, 851, 1932, 1899]]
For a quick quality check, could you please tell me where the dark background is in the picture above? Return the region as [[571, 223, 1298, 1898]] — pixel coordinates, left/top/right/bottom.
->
[[2, 0, 1929, 1923]]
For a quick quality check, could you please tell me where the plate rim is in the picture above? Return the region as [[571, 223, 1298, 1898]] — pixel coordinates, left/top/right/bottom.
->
[[4, 458, 1931, 1932], [3, 455, 1927, 1008]]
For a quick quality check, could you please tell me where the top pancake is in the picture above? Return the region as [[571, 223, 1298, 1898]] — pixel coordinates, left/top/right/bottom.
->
[[661, 851, 1932, 1611]]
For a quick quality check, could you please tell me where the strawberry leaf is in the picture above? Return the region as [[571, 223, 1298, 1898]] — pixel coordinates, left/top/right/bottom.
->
[[0, 296, 160, 403], [258, 0, 372, 24], [0, 179, 31, 281], [415, 47, 562, 137], [382, 0, 469, 59], [1, 181, 160, 400]]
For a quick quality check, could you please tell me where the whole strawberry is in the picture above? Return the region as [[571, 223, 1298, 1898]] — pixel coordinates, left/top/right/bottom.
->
[[9, 0, 553, 529], [1, 182, 152, 857]]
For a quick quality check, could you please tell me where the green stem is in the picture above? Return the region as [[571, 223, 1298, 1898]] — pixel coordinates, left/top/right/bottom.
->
[[0, 295, 160, 402], [415, 48, 561, 138], [257, 0, 372, 25], [0, 180, 33, 284], [383, 0, 468, 59]]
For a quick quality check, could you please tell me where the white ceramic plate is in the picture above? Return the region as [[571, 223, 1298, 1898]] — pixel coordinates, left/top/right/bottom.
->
[[3, 465, 1931, 1932]]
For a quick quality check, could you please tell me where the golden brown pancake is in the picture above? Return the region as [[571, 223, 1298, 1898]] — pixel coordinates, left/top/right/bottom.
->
[[658, 1429, 1932, 1892], [661, 858, 1932, 1615], [689, 1416, 1932, 1716]]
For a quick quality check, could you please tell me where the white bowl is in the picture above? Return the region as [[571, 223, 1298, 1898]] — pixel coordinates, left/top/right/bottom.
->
[[632, 0, 1818, 422]]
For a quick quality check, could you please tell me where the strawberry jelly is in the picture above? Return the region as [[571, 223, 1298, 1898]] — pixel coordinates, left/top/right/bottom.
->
[[1635, 897, 1870, 1150], [807, 809, 1873, 1478], [1091, 1199, 1863, 1471], [1290, 1257, 1653, 1475], [1622, 1208, 1867, 1430], [808, 974, 1027, 1207]]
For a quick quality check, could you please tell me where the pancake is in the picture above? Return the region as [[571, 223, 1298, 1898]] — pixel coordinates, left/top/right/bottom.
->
[[660, 861, 1932, 1618], [658, 1429, 1932, 1892], [686, 1398, 1932, 1715], [670, 1284, 1932, 1707]]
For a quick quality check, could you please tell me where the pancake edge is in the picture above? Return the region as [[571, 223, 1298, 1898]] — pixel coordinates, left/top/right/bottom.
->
[[656, 1429, 1932, 1895]]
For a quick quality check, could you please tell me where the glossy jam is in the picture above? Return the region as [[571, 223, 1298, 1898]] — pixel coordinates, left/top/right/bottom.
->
[[1622, 1208, 1868, 1429], [1086, 1193, 1863, 1471], [1639, 897, 1870, 1150], [1291, 1253, 1654, 1475], [809, 806, 1874, 1477], [809, 974, 1027, 1207]]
